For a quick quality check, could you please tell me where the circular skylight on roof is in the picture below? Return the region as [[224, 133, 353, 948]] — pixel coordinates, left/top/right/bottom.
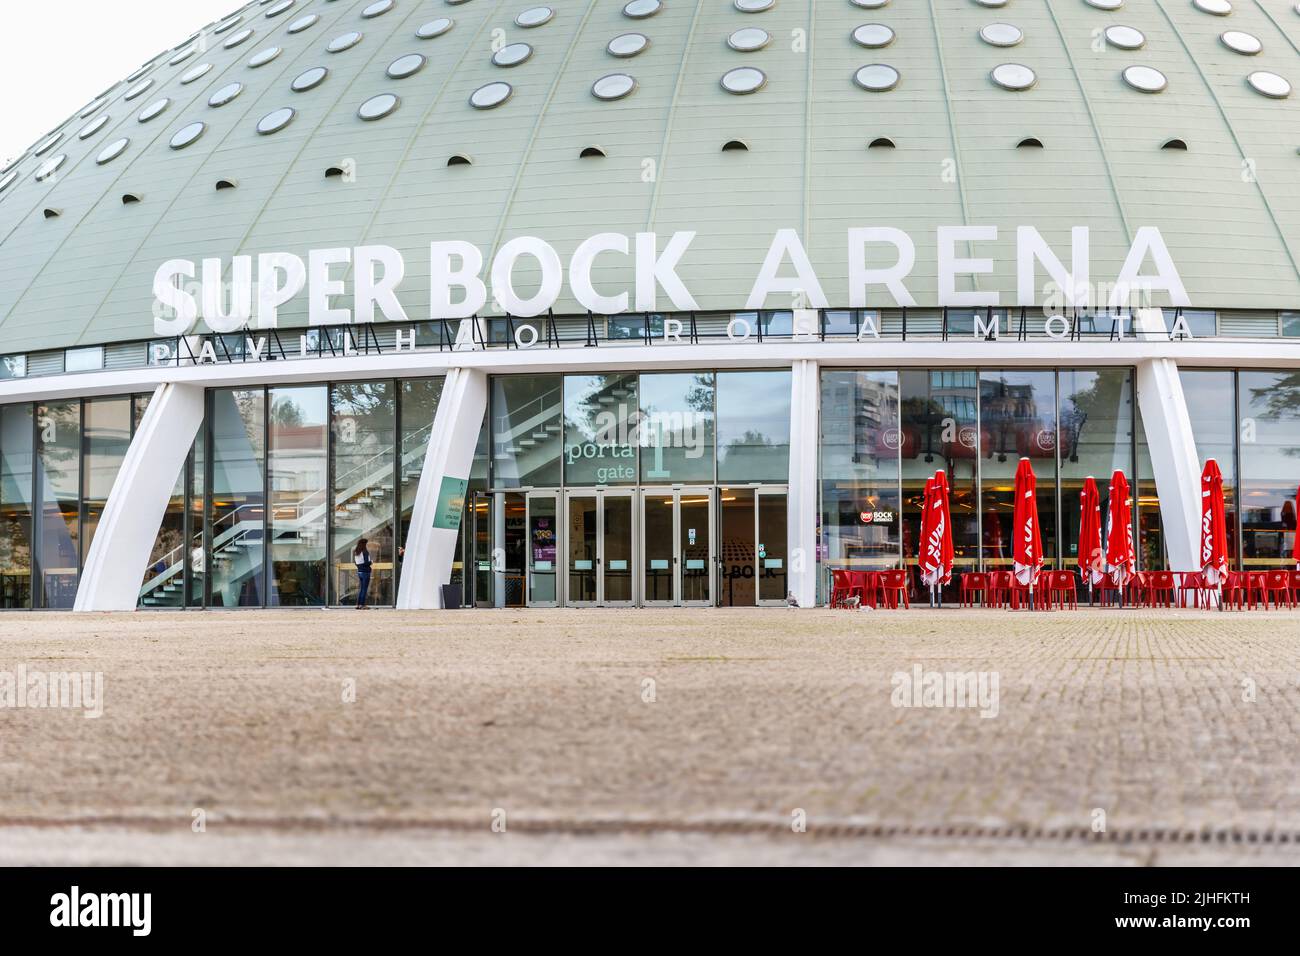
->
[[209, 82, 244, 107], [516, 7, 554, 27], [417, 18, 454, 38], [735, 0, 776, 10], [80, 97, 108, 118], [264, 0, 295, 17], [169, 46, 197, 66], [292, 66, 329, 91], [608, 33, 649, 57], [720, 66, 767, 94], [979, 23, 1023, 46], [123, 79, 153, 101], [1221, 31, 1261, 55], [991, 62, 1036, 90], [257, 107, 296, 135], [180, 63, 213, 84], [1122, 65, 1167, 92], [1192, 0, 1231, 13], [287, 14, 319, 33], [728, 27, 771, 51], [623, 0, 662, 16], [78, 115, 109, 139], [214, 15, 243, 34], [1084, 0, 1123, 8], [358, 92, 400, 120], [170, 122, 206, 149], [249, 46, 283, 67], [1104, 25, 1145, 49], [127, 61, 154, 82], [470, 82, 513, 110], [854, 63, 899, 91], [138, 98, 170, 122], [851, 0, 890, 7], [362, 0, 394, 17], [328, 31, 363, 52], [973, 0, 1008, 7], [852, 24, 895, 48], [33, 132, 63, 155], [388, 53, 428, 77], [224, 27, 255, 48], [492, 43, 532, 67], [1247, 70, 1291, 98], [592, 73, 637, 100], [35, 154, 66, 182], [96, 137, 130, 165]]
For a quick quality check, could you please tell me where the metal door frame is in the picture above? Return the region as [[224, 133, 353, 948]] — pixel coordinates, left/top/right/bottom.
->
[[640, 486, 678, 607], [754, 485, 789, 607], [675, 485, 715, 608], [562, 489, 598, 607], [525, 489, 560, 608], [598, 488, 637, 607]]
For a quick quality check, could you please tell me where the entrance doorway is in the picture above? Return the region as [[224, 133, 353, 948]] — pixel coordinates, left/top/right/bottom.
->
[[563, 489, 635, 606], [641, 486, 714, 607], [718, 486, 789, 607]]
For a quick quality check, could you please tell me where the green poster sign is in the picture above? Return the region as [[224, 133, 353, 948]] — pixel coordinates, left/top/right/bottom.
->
[[433, 476, 468, 531]]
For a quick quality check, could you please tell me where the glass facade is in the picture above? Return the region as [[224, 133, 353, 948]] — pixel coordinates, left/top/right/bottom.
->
[[0, 403, 34, 608], [1236, 371, 1300, 569], [1179, 370, 1238, 569], [820, 368, 1139, 596], [638, 372, 716, 484], [717, 370, 791, 482], [563, 373, 638, 485]]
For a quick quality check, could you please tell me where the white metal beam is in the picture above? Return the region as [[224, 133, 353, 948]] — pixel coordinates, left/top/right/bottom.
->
[[787, 359, 819, 608]]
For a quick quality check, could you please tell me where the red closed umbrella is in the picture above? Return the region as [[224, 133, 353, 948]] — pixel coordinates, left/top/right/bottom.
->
[[919, 470, 953, 605], [1292, 485, 1300, 570], [1078, 476, 1104, 596], [1012, 458, 1043, 605], [1200, 459, 1229, 587], [1105, 470, 1135, 589]]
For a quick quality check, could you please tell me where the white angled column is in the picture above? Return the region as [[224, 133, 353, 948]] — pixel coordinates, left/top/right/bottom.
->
[[74, 382, 205, 612], [787, 359, 819, 608], [397, 366, 488, 609], [1135, 354, 1201, 572]]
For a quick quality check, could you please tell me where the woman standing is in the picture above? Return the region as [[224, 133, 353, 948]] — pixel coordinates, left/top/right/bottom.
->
[[353, 539, 373, 609]]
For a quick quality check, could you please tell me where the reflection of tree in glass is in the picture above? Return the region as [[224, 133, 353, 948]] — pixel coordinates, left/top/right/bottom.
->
[[37, 401, 79, 487], [1250, 374, 1300, 458], [568, 374, 636, 442]]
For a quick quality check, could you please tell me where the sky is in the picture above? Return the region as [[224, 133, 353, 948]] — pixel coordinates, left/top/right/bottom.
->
[[0, 0, 239, 165]]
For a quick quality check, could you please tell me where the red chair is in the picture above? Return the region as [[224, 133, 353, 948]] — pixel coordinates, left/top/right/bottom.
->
[[960, 572, 989, 607], [1224, 571, 1255, 610], [1261, 570, 1295, 610], [1097, 573, 1128, 607], [1008, 569, 1047, 610], [876, 570, 910, 609], [1046, 570, 1078, 610], [851, 570, 879, 609], [1176, 571, 1209, 608], [987, 570, 1013, 608], [1143, 571, 1177, 608], [829, 569, 862, 609]]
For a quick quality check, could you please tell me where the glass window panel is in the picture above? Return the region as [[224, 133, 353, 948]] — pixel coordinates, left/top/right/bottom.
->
[[81, 397, 133, 561], [639, 372, 715, 483], [208, 389, 265, 607], [36, 399, 81, 608], [398, 377, 444, 572], [0, 403, 34, 608], [140, 443, 189, 608], [819, 371, 901, 585], [1180, 369, 1237, 568], [333, 382, 396, 606], [563, 373, 638, 485], [188, 428, 206, 606], [1135, 401, 1164, 570], [979, 370, 1058, 570], [492, 375, 562, 487], [1238, 371, 1300, 569], [268, 386, 328, 606], [717, 370, 790, 482], [1282, 312, 1300, 338], [1058, 369, 1134, 572], [900, 370, 978, 588], [1179, 310, 1217, 337]]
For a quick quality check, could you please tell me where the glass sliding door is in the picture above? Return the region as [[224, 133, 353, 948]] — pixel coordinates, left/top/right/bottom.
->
[[602, 491, 634, 606], [268, 386, 328, 606], [1238, 370, 1300, 570], [719, 488, 756, 607], [0, 403, 34, 608], [35, 399, 81, 608], [331, 382, 396, 606], [756, 487, 788, 605], [678, 487, 713, 605], [208, 389, 265, 607], [642, 487, 675, 605], [527, 492, 558, 606], [566, 492, 598, 605]]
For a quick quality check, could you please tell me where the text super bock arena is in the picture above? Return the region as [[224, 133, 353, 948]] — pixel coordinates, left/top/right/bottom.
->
[[0, 0, 1298, 616]]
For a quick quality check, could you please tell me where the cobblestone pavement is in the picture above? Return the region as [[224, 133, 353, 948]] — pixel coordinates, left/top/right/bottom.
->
[[1, 608, 1297, 865]]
